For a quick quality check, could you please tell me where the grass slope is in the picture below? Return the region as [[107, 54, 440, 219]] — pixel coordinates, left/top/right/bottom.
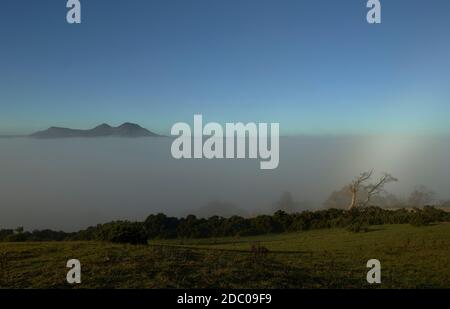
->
[[1, 223, 449, 288]]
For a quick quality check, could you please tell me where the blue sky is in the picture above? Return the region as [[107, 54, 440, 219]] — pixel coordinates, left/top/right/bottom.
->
[[0, 0, 449, 135]]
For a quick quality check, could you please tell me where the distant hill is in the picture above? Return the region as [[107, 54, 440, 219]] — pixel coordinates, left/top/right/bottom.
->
[[30, 123, 161, 138]]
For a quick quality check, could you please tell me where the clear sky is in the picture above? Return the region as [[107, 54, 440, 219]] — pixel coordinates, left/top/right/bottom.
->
[[0, 0, 449, 135]]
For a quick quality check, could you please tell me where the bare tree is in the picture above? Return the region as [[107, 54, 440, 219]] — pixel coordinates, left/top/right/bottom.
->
[[348, 170, 398, 210], [361, 173, 398, 207], [348, 170, 373, 210]]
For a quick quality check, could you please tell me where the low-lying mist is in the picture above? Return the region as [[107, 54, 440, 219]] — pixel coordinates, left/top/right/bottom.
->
[[1, 135, 450, 231]]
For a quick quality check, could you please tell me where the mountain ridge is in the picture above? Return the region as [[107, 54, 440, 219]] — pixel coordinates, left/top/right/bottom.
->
[[30, 123, 162, 138]]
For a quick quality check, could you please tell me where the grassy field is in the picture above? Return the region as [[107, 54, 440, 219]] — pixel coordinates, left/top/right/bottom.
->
[[1, 223, 449, 288]]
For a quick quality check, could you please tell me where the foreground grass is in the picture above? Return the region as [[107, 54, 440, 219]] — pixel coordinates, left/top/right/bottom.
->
[[1, 224, 449, 288]]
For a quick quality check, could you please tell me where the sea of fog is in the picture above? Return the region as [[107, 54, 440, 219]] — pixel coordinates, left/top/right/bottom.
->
[[1, 135, 450, 231]]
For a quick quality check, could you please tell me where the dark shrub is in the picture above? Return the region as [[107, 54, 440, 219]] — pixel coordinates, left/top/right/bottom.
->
[[144, 213, 178, 239], [410, 213, 432, 227], [6, 232, 29, 242], [96, 221, 147, 245]]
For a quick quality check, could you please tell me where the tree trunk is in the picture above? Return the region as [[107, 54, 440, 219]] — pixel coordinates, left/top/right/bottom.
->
[[349, 187, 357, 210]]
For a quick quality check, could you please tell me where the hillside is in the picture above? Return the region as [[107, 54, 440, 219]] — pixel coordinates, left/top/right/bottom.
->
[[1, 223, 449, 288]]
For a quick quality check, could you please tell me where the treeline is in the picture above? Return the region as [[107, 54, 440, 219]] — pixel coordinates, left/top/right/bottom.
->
[[0, 228, 75, 243], [1, 206, 449, 244]]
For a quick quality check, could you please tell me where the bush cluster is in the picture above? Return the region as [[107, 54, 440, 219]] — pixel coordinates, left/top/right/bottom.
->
[[1, 206, 448, 244]]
